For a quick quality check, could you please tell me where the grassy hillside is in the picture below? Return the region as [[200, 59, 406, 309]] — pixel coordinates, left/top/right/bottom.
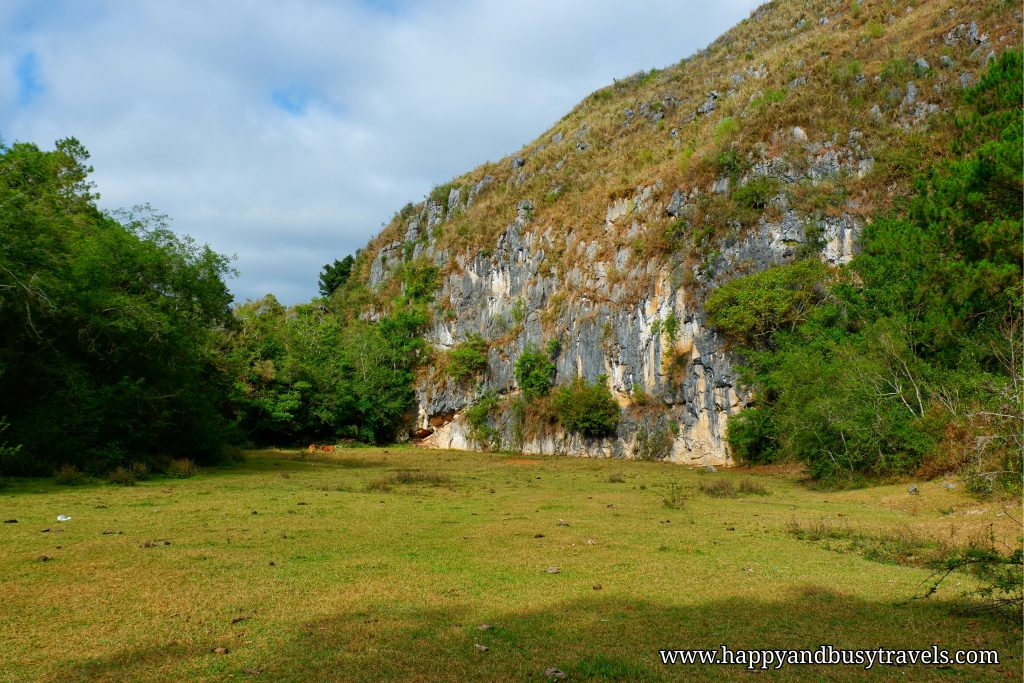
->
[[351, 0, 1019, 306]]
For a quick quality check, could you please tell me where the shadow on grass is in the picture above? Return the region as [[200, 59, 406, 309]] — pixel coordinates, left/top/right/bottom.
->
[[47, 589, 1021, 682], [0, 451, 394, 495]]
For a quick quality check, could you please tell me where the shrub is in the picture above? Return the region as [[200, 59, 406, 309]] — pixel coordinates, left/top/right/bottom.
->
[[705, 260, 829, 349], [608, 472, 625, 483], [553, 376, 620, 438], [512, 298, 525, 325], [545, 338, 562, 358], [167, 458, 199, 478], [465, 392, 500, 448], [108, 462, 149, 486], [714, 148, 750, 181], [727, 407, 779, 464], [399, 258, 439, 303], [662, 482, 686, 509], [737, 479, 770, 496], [732, 176, 781, 212], [698, 479, 736, 497], [634, 426, 673, 460], [663, 312, 679, 340], [54, 464, 87, 486], [514, 345, 555, 398], [367, 470, 452, 491], [630, 384, 651, 406], [447, 335, 489, 383]]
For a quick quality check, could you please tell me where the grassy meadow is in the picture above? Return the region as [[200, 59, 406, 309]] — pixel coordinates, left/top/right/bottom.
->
[[0, 448, 1020, 682]]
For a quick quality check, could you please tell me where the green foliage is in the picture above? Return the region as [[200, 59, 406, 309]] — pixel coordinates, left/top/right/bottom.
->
[[465, 392, 500, 449], [724, 51, 1024, 484], [726, 406, 779, 464], [713, 116, 740, 143], [545, 338, 562, 358], [225, 296, 426, 446], [553, 376, 620, 438], [732, 176, 781, 212], [923, 542, 1023, 613], [399, 258, 439, 304], [705, 260, 829, 349], [663, 312, 679, 340], [318, 255, 354, 297], [429, 184, 456, 218], [714, 148, 750, 181], [0, 139, 237, 475], [514, 345, 555, 399], [634, 426, 673, 460], [447, 335, 489, 384], [662, 481, 686, 509], [748, 88, 785, 110], [512, 297, 525, 324]]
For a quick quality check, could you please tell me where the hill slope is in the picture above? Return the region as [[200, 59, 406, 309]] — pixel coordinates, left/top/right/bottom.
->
[[340, 0, 1021, 465]]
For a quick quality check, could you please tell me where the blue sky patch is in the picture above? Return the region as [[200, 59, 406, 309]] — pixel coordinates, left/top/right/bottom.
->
[[15, 51, 43, 106], [271, 87, 310, 115]]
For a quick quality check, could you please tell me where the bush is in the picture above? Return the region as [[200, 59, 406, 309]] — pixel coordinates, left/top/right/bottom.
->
[[54, 464, 87, 486], [705, 260, 829, 349], [714, 148, 750, 181], [732, 176, 781, 212], [367, 470, 452, 491], [662, 482, 686, 509], [447, 335, 489, 383], [737, 479, 770, 496], [553, 376, 620, 438], [167, 458, 199, 478], [727, 407, 779, 464], [514, 345, 555, 399], [465, 392, 500, 449], [634, 426, 673, 460], [698, 479, 736, 498], [107, 462, 149, 486]]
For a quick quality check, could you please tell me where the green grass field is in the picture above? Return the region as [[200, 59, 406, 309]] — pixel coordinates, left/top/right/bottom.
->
[[1, 448, 1020, 681]]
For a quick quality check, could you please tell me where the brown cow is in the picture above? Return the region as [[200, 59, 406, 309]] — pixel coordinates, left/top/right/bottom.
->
[[320, 444, 335, 453]]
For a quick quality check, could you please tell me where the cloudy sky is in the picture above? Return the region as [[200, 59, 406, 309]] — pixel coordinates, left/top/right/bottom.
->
[[0, 0, 761, 304]]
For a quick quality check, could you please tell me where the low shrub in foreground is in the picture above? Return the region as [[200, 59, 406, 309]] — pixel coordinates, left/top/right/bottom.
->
[[54, 464, 88, 486], [107, 462, 150, 486], [167, 458, 200, 478], [367, 470, 452, 491]]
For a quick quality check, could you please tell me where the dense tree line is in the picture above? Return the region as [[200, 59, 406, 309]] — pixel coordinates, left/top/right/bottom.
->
[[0, 137, 428, 475], [0, 139, 236, 474], [715, 50, 1022, 491], [224, 295, 424, 446]]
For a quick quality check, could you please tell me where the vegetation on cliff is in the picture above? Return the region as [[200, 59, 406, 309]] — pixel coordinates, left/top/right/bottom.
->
[[717, 49, 1022, 491]]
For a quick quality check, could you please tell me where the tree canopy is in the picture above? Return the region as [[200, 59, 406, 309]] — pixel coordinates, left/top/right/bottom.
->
[[0, 139, 237, 474]]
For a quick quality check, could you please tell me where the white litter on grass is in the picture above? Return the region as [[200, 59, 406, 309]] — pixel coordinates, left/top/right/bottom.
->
[[57, 515, 72, 522]]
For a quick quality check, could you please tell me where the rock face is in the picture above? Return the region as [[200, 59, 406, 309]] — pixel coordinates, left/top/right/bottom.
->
[[367, 131, 869, 466], [352, 0, 1015, 466]]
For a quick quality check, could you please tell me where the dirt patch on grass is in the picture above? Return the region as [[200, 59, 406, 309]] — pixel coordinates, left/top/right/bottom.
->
[[504, 458, 542, 465]]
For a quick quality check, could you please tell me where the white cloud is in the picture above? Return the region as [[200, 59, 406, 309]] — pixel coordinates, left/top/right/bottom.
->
[[0, 0, 762, 303]]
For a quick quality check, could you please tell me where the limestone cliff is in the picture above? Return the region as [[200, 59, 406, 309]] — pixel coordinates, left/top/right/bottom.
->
[[350, 0, 1019, 465]]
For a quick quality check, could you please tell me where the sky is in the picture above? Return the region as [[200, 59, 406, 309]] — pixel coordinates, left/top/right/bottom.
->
[[0, 0, 762, 304]]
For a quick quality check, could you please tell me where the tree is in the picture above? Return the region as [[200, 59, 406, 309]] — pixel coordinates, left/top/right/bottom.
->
[[0, 139, 237, 474], [318, 255, 354, 297]]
